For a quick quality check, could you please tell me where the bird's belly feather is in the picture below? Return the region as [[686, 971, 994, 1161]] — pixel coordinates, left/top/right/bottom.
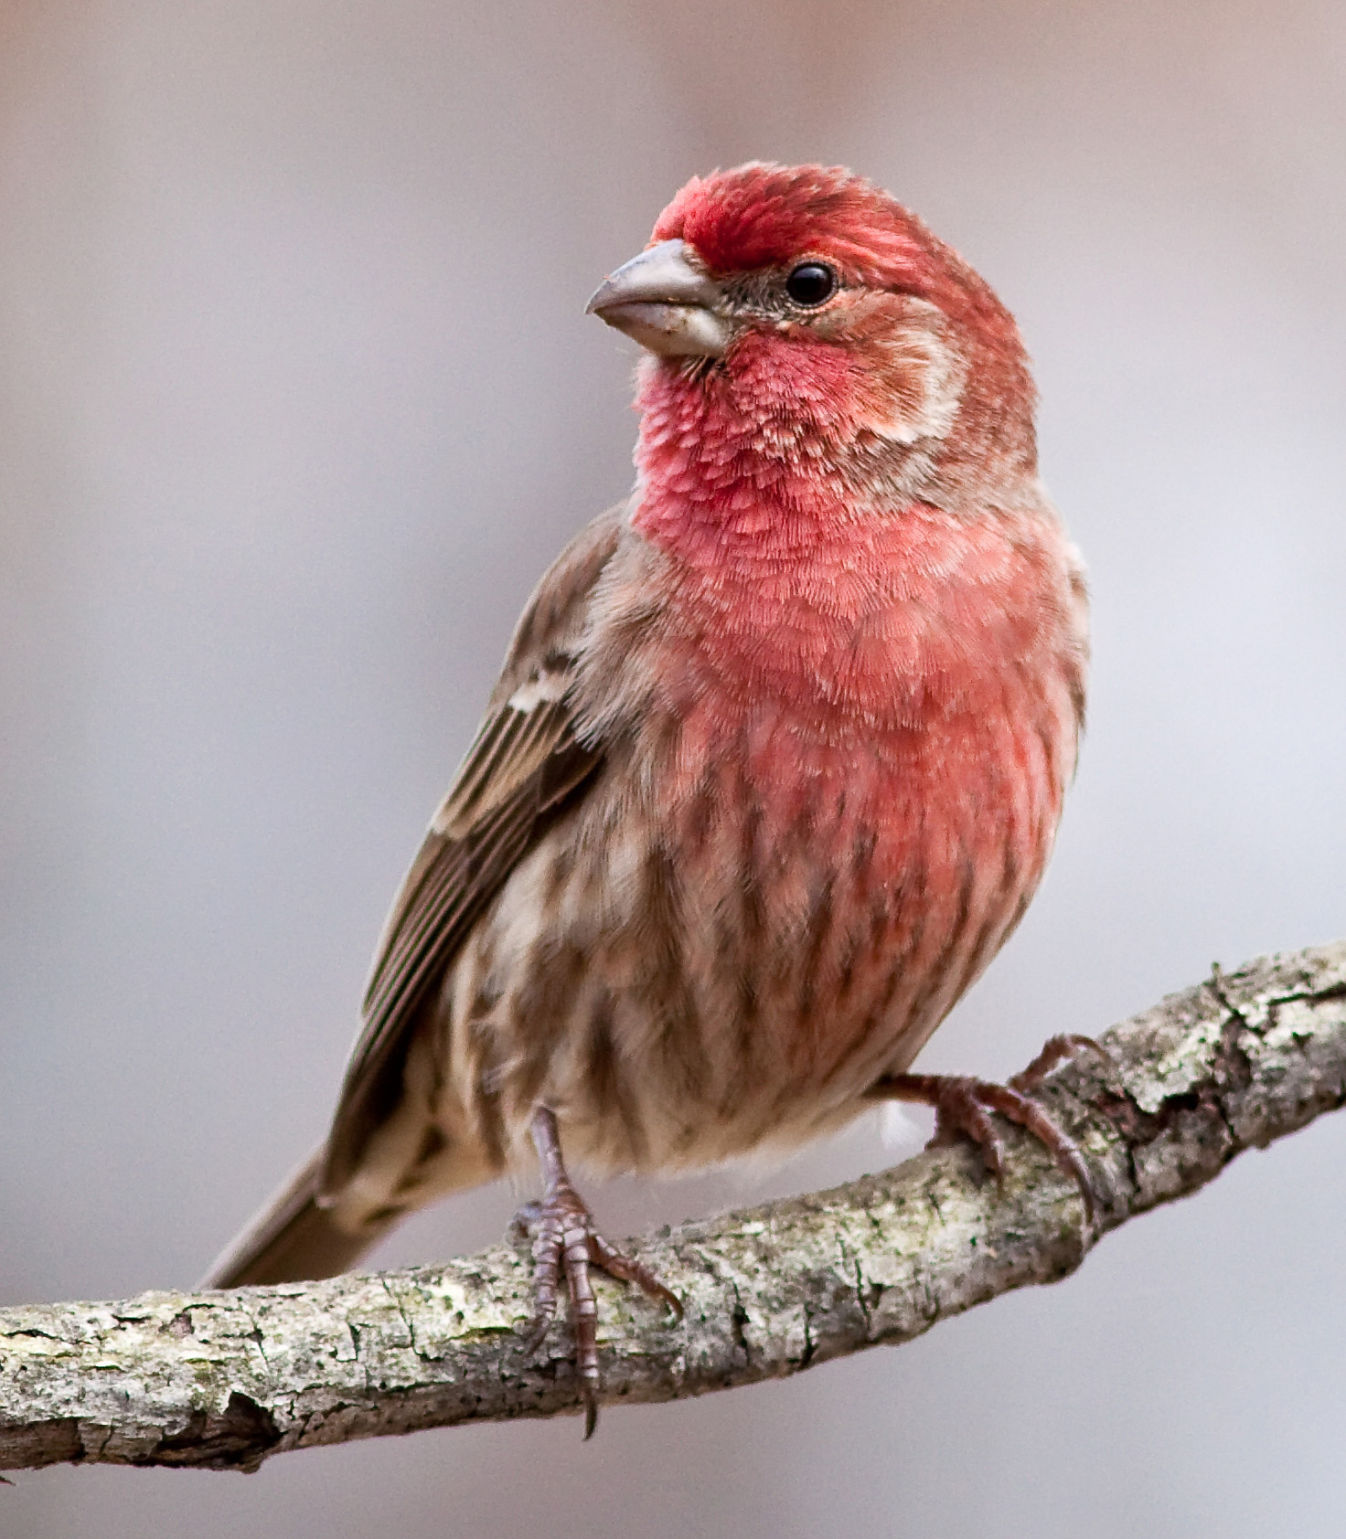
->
[[439, 676, 1068, 1179]]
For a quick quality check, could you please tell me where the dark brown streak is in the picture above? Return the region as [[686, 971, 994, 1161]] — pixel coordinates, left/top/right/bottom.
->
[[835, 859, 930, 1091], [466, 1005, 510, 1172], [509, 939, 589, 1113], [396, 1125, 450, 1202], [904, 843, 976, 1032], [948, 834, 1022, 1011], [581, 996, 649, 1169], [641, 845, 710, 1114], [795, 873, 837, 1044], [715, 774, 766, 1108]]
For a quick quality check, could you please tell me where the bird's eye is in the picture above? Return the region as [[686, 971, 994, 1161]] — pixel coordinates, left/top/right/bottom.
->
[[784, 262, 837, 307]]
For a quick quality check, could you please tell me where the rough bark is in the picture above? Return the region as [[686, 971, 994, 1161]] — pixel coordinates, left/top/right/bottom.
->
[[3, 941, 1344, 1473]]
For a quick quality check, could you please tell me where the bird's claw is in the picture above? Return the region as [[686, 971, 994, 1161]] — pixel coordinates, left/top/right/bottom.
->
[[874, 1035, 1108, 1226], [513, 1179, 680, 1439], [1009, 1032, 1112, 1092]]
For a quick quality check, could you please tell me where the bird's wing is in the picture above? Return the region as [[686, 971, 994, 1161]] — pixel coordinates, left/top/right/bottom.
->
[[320, 504, 626, 1194]]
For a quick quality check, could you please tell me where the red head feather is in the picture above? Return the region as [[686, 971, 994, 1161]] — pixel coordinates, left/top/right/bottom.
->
[[652, 163, 934, 288], [636, 163, 1037, 508]]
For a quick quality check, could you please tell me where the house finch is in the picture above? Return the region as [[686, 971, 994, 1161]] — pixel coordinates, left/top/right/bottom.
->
[[206, 162, 1093, 1435]]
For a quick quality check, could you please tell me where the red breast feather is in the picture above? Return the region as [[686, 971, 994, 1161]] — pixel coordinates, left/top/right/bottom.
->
[[538, 163, 1090, 1164]]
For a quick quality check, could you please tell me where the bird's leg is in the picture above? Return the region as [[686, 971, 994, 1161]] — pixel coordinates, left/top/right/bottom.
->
[[871, 1036, 1110, 1224], [514, 1106, 682, 1438]]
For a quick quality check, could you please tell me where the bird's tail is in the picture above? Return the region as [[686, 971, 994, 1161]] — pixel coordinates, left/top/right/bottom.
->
[[201, 1146, 393, 1288]]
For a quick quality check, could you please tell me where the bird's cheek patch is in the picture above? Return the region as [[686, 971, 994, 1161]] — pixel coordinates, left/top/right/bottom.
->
[[853, 310, 966, 447]]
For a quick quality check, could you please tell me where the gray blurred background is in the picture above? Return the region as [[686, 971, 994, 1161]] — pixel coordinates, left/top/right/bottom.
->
[[3, 0, 1345, 1533]]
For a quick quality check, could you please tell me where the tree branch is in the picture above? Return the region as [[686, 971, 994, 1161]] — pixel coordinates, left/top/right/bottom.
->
[[4, 941, 1345, 1472]]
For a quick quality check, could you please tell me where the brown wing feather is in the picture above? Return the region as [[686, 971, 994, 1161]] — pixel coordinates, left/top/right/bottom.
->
[[319, 506, 625, 1194]]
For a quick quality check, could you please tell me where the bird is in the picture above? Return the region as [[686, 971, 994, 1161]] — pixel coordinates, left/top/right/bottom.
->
[[204, 161, 1093, 1436]]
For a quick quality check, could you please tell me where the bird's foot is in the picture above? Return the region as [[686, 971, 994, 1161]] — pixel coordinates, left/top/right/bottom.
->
[[873, 1035, 1109, 1224], [514, 1109, 681, 1438]]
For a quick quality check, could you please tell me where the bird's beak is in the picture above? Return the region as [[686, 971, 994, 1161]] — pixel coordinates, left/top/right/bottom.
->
[[586, 239, 729, 358]]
